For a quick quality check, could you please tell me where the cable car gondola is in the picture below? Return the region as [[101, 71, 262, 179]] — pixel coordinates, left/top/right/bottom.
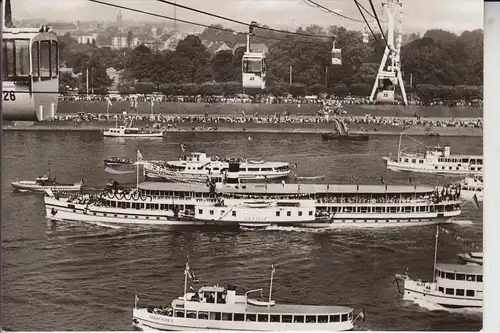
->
[[331, 40, 341, 66], [242, 21, 266, 90], [2, 0, 60, 121]]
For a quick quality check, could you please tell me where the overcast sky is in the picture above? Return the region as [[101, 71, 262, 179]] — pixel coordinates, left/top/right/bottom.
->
[[12, 0, 483, 34]]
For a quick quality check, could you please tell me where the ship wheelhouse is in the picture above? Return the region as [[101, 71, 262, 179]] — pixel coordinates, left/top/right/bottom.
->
[[433, 264, 483, 299]]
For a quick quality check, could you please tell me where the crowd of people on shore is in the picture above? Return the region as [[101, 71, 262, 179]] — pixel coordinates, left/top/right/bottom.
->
[[58, 93, 482, 108], [49, 112, 483, 129]]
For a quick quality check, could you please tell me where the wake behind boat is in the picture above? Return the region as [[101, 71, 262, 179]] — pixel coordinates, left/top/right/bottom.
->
[[321, 133, 369, 141], [11, 175, 83, 193], [132, 258, 365, 331]]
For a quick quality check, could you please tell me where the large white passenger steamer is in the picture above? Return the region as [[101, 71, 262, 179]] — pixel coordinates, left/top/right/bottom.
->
[[143, 152, 291, 183], [132, 259, 365, 331], [394, 227, 483, 309], [383, 136, 483, 176], [44, 155, 461, 228]]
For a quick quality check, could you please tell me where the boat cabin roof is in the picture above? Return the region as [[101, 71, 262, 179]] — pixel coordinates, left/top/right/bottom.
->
[[139, 182, 434, 195], [436, 263, 482, 274]]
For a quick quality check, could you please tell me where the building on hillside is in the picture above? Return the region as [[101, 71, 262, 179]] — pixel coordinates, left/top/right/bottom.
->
[[111, 34, 128, 49], [74, 31, 99, 44], [163, 31, 189, 51], [48, 22, 78, 36], [232, 42, 268, 54], [206, 41, 231, 54]]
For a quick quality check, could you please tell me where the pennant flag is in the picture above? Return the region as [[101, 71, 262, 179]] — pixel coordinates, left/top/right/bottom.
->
[[294, 162, 298, 169], [271, 262, 276, 274], [473, 194, 480, 210], [104, 167, 135, 175], [248, 136, 252, 141], [181, 143, 186, 152], [380, 176, 385, 184], [137, 150, 144, 162]]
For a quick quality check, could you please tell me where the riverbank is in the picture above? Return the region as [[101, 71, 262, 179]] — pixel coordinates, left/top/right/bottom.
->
[[2, 121, 483, 137], [57, 101, 484, 118]]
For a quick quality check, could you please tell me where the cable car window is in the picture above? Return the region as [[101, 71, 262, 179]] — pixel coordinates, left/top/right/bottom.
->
[[32, 41, 40, 78], [40, 41, 51, 78], [15, 40, 30, 76], [51, 41, 58, 78], [243, 58, 262, 73], [2, 40, 15, 78]]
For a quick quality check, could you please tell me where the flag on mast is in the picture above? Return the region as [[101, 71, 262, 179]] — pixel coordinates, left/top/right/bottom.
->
[[473, 194, 480, 210], [271, 262, 275, 274]]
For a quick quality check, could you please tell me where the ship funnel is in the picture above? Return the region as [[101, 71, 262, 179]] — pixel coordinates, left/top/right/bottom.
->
[[225, 162, 241, 185], [444, 146, 450, 157]]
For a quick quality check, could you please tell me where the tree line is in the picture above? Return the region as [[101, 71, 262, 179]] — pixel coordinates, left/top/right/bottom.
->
[[58, 24, 483, 102]]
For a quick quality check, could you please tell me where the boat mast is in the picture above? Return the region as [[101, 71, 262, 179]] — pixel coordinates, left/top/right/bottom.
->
[[48, 159, 51, 176], [433, 226, 439, 282], [397, 134, 402, 160], [184, 257, 189, 302], [268, 263, 275, 307]]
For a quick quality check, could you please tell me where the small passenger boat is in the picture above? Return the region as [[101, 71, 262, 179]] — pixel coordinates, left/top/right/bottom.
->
[[11, 175, 83, 193], [104, 156, 132, 167], [457, 252, 483, 266], [132, 258, 365, 331], [103, 119, 163, 138], [383, 135, 483, 175], [321, 133, 369, 141], [394, 227, 483, 309]]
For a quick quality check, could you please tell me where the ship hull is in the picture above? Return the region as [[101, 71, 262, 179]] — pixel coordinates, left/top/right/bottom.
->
[[384, 160, 482, 176], [103, 132, 163, 138], [44, 197, 460, 228], [11, 182, 82, 193]]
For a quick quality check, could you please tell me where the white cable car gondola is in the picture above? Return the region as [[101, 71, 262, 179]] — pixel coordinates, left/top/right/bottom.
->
[[375, 79, 396, 104], [362, 27, 369, 44], [331, 40, 341, 65], [2, 0, 59, 121], [242, 21, 266, 89]]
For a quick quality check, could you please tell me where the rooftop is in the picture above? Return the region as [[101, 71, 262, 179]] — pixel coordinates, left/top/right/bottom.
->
[[436, 263, 482, 274], [138, 182, 435, 195]]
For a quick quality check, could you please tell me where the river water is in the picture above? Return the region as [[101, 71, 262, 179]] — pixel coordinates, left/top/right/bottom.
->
[[1, 130, 482, 331]]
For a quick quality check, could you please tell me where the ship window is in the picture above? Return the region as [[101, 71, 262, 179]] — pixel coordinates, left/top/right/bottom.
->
[[466, 290, 475, 297], [456, 289, 465, 296], [306, 315, 316, 323], [246, 314, 256, 321], [287, 211, 291, 217], [435, 166, 438, 169], [32, 41, 39, 78], [232, 211, 236, 216], [318, 315, 328, 323], [51, 41, 58, 77], [293, 315, 304, 323], [456, 273, 465, 281], [445, 288, 454, 295], [210, 312, 221, 320], [198, 209, 203, 214], [449, 166, 452, 170], [341, 314, 348, 322], [330, 314, 340, 322], [210, 210, 214, 215], [186, 311, 196, 318], [276, 211, 280, 217], [419, 160, 424, 163], [438, 287, 444, 293], [40, 40, 51, 78], [270, 315, 280, 322], [404, 159, 409, 162], [412, 159, 416, 163], [466, 274, 476, 281], [477, 275, 483, 282], [175, 310, 185, 317], [234, 313, 244, 321], [445, 272, 455, 280], [222, 313, 232, 321], [282, 315, 292, 323], [309, 210, 313, 215], [298, 211, 302, 216], [198, 311, 208, 320], [258, 314, 268, 322]]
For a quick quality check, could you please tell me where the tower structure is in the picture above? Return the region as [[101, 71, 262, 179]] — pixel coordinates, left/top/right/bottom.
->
[[369, 0, 407, 106]]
